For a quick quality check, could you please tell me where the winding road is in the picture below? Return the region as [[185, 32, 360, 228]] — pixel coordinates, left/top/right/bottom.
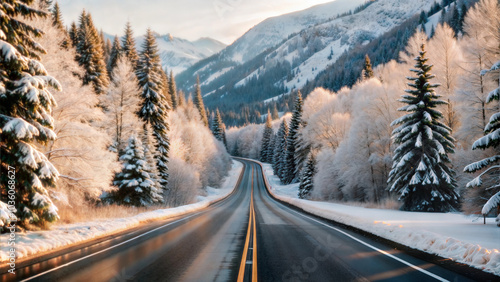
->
[[1, 159, 494, 282]]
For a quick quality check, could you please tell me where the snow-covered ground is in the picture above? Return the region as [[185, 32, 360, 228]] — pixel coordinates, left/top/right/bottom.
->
[[0, 161, 243, 262], [256, 161, 500, 276]]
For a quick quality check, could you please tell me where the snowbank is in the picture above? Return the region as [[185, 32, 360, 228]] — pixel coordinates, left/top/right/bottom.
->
[[252, 159, 500, 276], [0, 161, 243, 262]]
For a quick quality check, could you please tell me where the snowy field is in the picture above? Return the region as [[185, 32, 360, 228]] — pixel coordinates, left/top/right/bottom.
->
[[0, 161, 243, 262], [256, 161, 500, 276]]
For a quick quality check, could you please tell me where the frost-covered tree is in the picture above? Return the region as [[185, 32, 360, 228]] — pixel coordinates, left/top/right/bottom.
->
[[284, 92, 304, 184], [0, 0, 61, 229], [33, 17, 118, 206], [194, 76, 209, 127], [112, 135, 163, 206], [463, 0, 500, 224], [121, 21, 139, 67], [211, 109, 225, 143], [136, 28, 170, 190], [362, 54, 374, 80], [101, 57, 141, 152], [464, 57, 500, 221], [428, 23, 462, 131], [298, 154, 317, 199], [260, 112, 274, 163], [169, 71, 178, 110], [107, 36, 121, 74], [75, 10, 109, 94], [388, 44, 459, 212], [273, 120, 289, 181]]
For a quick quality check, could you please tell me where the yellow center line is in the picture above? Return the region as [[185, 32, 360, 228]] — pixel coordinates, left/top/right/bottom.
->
[[237, 166, 254, 282], [252, 181, 258, 282]]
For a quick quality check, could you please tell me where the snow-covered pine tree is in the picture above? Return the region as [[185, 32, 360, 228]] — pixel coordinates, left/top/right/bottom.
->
[[284, 92, 304, 184], [169, 71, 178, 110], [194, 76, 209, 127], [388, 44, 458, 212], [136, 28, 170, 192], [463, 0, 500, 221], [362, 54, 374, 80], [260, 111, 274, 163], [298, 153, 317, 199], [273, 120, 289, 182], [0, 0, 61, 228], [211, 109, 225, 143], [268, 133, 276, 164], [112, 135, 163, 206], [107, 36, 121, 74], [293, 124, 311, 180], [141, 125, 162, 200], [121, 21, 139, 68], [75, 11, 109, 94]]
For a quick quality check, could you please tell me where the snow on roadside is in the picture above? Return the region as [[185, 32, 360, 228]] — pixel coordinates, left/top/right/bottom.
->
[[0, 161, 243, 262], [254, 160, 500, 276]]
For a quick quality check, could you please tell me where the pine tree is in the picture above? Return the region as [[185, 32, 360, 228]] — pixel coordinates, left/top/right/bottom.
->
[[0, 0, 61, 229], [169, 71, 178, 110], [298, 154, 317, 199], [51, 1, 69, 49], [178, 90, 186, 107], [108, 36, 121, 74], [211, 109, 225, 142], [160, 69, 172, 110], [388, 44, 458, 212], [75, 11, 109, 94], [362, 54, 374, 80], [51, 2, 64, 30], [272, 104, 279, 120], [194, 76, 209, 127], [68, 21, 78, 47], [284, 92, 304, 184], [121, 21, 139, 67], [136, 28, 170, 191], [112, 136, 163, 206], [273, 120, 289, 181], [260, 112, 274, 163]]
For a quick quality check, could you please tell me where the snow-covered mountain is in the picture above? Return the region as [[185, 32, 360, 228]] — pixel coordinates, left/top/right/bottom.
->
[[153, 34, 226, 74], [132, 33, 226, 74], [177, 0, 435, 108], [222, 0, 367, 63]]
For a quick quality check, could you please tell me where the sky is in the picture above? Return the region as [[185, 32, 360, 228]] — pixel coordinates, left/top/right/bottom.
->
[[57, 0, 335, 45]]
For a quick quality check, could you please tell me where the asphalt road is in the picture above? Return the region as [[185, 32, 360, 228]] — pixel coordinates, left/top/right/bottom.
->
[[1, 159, 495, 282]]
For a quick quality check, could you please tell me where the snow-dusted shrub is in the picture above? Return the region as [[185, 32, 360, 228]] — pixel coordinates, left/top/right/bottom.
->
[[164, 158, 201, 207], [166, 100, 231, 206]]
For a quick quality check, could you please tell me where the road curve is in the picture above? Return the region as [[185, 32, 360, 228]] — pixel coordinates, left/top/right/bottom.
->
[[1, 159, 496, 282]]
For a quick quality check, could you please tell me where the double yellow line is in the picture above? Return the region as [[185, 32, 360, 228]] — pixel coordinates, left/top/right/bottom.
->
[[237, 166, 258, 282]]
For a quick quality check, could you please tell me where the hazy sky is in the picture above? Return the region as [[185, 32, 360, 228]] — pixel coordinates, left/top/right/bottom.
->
[[58, 0, 335, 44]]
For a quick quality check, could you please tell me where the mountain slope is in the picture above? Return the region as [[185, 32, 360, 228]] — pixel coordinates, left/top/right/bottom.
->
[[177, 0, 435, 120], [222, 0, 368, 63]]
